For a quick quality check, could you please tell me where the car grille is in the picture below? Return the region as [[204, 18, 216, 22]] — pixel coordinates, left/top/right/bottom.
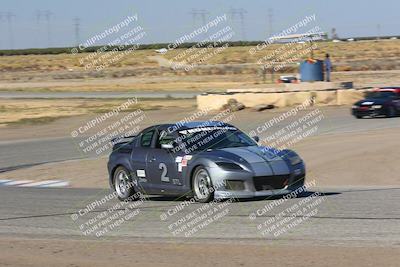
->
[[225, 180, 245, 191], [253, 175, 290, 191]]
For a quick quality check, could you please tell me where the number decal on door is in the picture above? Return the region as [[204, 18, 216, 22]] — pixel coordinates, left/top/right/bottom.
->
[[159, 163, 170, 182]]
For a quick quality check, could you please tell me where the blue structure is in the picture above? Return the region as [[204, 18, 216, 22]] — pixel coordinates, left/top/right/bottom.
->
[[300, 60, 324, 82]]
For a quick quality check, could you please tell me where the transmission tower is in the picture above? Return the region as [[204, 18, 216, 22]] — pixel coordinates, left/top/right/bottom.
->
[[6, 12, 15, 49], [44, 10, 53, 47], [189, 9, 209, 27], [376, 24, 381, 40], [73, 17, 81, 46], [36, 10, 42, 24], [198, 9, 208, 25], [267, 8, 274, 37], [0, 12, 3, 48], [229, 8, 247, 41]]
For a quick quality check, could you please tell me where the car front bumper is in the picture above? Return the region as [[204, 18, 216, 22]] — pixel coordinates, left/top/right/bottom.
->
[[207, 163, 306, 199], [352, 106, 386, 117]]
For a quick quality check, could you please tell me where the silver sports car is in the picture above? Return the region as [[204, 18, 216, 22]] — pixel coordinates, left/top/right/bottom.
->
[[108, 121, 305, 202]]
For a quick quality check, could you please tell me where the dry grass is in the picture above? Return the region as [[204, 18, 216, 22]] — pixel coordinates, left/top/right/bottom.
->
[[0, 80, 238, 92], [0, 98, 196, 126], [0, 40, 399, 93], [0, 40, 398, 72], [0, 49, 159, 72], [164, 39, 400, 66]]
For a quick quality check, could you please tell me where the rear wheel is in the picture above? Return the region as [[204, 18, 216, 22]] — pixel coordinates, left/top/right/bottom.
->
[[355, 115, 362, 119], [192, 166, 214, 203], [113, 166, 136, 201]]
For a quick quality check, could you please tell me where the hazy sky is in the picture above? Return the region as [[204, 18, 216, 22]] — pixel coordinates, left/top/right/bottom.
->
[[0, 0, 399, 49]]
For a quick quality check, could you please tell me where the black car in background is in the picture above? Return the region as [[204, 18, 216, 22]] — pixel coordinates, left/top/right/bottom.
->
[[352, 87, 400, 118]]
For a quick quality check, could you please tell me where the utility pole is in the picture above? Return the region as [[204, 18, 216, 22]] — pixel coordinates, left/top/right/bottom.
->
[[73, 17, 81, 46], [229, 8, 247, 41], [6, 12, 15, 49]]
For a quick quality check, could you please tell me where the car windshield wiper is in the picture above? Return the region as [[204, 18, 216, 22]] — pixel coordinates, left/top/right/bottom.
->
[[227, 143, 247, 148]]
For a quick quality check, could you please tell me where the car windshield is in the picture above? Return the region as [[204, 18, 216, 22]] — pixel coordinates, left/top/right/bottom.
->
[[367, 91, 396, 99], [178, 127, 257, 152]]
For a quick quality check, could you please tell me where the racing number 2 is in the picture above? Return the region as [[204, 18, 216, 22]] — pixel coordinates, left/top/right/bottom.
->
[[159, 163, 170, 182]]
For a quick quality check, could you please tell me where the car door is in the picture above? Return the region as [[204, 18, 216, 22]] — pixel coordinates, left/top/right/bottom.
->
[[146, 128, 183, 189], [130, 127, 155, 191]]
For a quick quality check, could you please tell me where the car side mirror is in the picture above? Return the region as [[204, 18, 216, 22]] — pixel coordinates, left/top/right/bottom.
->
[[161, 143, 174, 149], [253, 136, 260, 142]]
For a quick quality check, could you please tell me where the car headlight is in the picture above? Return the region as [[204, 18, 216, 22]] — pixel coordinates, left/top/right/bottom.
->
[[288, 155, 302, 165], [216, 162, 243, 170], [352, 105, 358, 109], [372, 105, 382, 109]]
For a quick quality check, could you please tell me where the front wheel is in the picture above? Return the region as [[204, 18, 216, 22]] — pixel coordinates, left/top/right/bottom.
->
[[192, 166, 214, 203], [113, 166, 137, 201], [386, 106, 396, 118]]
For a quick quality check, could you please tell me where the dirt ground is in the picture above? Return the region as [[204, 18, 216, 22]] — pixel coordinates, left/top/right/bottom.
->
[[0, 237, 399, 267]]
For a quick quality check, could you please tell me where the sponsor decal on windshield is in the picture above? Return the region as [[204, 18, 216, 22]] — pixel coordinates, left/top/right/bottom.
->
[[179, 126, 237, 134]]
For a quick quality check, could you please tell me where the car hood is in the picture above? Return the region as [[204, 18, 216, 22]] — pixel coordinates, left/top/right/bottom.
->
[[355, 98, 388, 105], [200, 146, 291, 175], [218, 146, 283, 163]]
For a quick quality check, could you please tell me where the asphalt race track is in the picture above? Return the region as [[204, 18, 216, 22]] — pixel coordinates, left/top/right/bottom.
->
[[0, 186, 399, 246]]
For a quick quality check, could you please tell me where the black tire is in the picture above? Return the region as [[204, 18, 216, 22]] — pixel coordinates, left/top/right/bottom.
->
[[113, 166, 137, 201], [355, 115, 363, 119], [386, 106, 396, 118], [288, 175, 305, 191], [192, 166, 214, 203]]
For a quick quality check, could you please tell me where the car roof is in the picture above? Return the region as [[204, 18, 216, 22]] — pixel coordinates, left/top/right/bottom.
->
[[148, 121, 232, 132], [163, 121, 230, 129], [376, 87, 400, 93]]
